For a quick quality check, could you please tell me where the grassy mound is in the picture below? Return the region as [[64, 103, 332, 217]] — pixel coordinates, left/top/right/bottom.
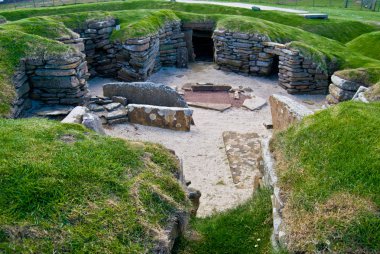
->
[[174, 189, 274, 254], [0, 118, 189, 253], [346, 31, 380, 61], [273, 101, 380, 253], [0, 29, 74, 117], [334, 67, 380, 86], [0, 1, 377, 43]]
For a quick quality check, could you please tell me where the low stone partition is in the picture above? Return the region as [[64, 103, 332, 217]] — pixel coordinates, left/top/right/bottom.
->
[[262, 95, 315, 248], [213, 30, 330, 94], [128, 104, 193, 131], [269, 94, 313, 131], [326, 74, 362, 104]]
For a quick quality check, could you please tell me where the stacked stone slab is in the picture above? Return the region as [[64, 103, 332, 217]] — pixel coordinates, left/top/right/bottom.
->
[[159, 22, 188, 68], [28, 52, 89, 105], [11, 62, 32, 118], [87, 96, 129, 125], [326, 74, 362, 104], [213, 29, 273, 75], [117, 21, 188, 81], [264, 42, 329, 94], [213, 30, 330, 94], [80, 18, 120, 77]]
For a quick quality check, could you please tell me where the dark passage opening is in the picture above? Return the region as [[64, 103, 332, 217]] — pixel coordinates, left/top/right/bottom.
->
[[270, 55, 280, 76], [192, 30, 214, 61]]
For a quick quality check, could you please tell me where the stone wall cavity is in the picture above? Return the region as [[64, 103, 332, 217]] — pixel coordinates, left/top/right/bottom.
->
[[213, 30, 330, 94]]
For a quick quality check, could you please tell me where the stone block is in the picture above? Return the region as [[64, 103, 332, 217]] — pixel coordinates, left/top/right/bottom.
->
[[331, 74, 362, 91], [328, 83, 356, 102], [128, 104, 193, 131], [269, 94, 313, 131], [61, 106, 89, 124], [103, 82, 187, 107]]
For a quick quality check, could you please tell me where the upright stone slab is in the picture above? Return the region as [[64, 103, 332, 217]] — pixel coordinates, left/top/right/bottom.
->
[[269, 94, 313, 131], [103, 82, 188, 107], [127, 104, 193, 131]]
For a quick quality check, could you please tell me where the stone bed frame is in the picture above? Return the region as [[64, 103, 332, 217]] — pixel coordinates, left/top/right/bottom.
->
[[10, 18, 333, 118]]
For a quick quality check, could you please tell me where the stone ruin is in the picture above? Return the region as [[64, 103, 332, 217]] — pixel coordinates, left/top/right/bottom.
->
[[9, 16, 338, 122]]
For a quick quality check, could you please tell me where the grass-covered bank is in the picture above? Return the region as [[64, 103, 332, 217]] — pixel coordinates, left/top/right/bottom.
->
[[0, 118, 189, 253], [273, 101, 380, 253], [0, 1, 378, 43], [174, 188, 275, 254]]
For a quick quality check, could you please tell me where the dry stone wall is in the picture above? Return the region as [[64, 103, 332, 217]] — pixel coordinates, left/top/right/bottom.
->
[[11, 62, 32, 118], [28, 52, 89, 105], [80, 18, 121, 77], [213, 30, 330, 94]]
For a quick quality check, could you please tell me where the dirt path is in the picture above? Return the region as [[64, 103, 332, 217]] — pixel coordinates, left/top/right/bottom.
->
[[174, 0, 308, 14], [89, 62, 325, 217]]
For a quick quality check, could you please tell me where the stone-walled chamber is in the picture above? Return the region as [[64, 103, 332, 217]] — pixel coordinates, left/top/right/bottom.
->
[[10, 18, 334, 118]]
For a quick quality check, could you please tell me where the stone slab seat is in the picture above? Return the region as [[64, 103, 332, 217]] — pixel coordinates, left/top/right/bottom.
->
[[103, 82, 188, 107], [127, 104, 193, 131]]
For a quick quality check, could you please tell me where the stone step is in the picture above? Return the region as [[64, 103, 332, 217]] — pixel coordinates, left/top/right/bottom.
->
[[222, 132, 263, 189]]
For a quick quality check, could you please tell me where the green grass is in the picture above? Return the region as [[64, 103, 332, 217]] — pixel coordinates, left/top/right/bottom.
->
[[0, 118, 189, 253], [334, 67, 380, 86], [0, 1, 378, 43], [174, 188, 275, 254], [273, 101, 380, 253], [191, 0, 380, 22], [0, 29, 74, 117], [346, 31, 380, 61]]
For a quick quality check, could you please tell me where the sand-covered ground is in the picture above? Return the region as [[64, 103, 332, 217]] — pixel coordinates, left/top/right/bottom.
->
[[89, 62, 326, 217]]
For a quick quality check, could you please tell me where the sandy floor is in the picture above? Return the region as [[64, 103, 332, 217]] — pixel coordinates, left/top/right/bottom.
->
[[88, 62, 326, 217]]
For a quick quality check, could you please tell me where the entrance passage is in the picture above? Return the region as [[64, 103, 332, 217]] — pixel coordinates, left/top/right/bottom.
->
[[192, 30, 214, 61], [270, 55, 280, 76]]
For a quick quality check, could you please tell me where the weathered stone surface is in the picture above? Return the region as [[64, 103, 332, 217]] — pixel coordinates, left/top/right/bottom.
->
[[82, 113, 106, 135], [104, 102, 122, 111], [35, 68, 76, 76], [331, 74, 362, 91], [242, 97, 267, 111], [35, 106, 74, 117], [329, 83, 355, 101], [103, 82, 188, 107], [191, 83, 232, 92], [187, 102, 231, 112], [31, 76, 80, 89], [112, 96, 128, 106], [269, 94, 313, 131], [127, 104, 193, 131], [223, 132, 263, 187], [61, 106, 89, 124], [105, 108, 128, 120]]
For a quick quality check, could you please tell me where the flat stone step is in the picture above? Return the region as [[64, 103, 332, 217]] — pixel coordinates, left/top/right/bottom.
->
[[223, 132, 263, 188]]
